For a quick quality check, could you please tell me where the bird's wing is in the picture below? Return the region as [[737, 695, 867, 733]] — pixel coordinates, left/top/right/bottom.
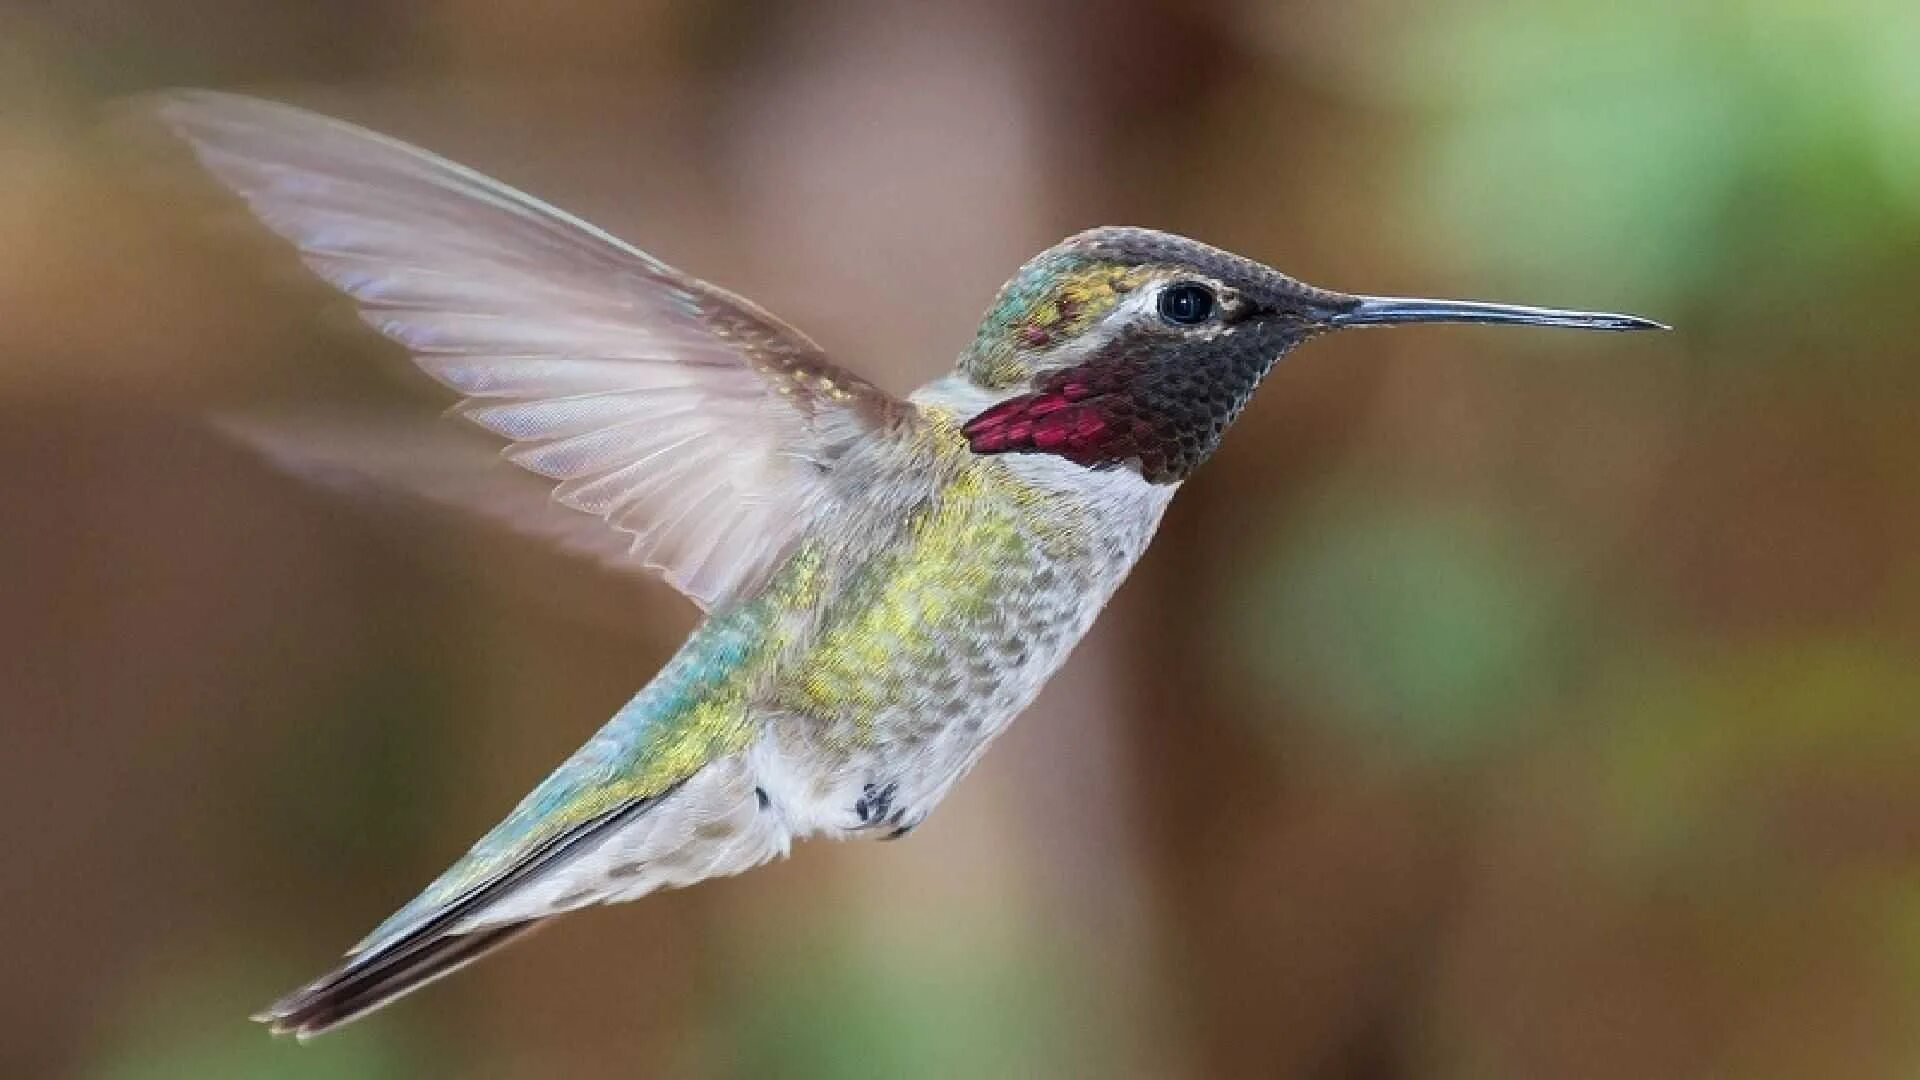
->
[[211, 411, 661, 580], [155, 90, 912, 611]]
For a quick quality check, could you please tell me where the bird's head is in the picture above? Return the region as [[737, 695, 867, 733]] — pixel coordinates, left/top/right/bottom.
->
[[959, 226, 1664, 483]]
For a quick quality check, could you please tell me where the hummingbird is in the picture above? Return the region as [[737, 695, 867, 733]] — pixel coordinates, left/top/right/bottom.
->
[[151, 91, 1664, 1037]]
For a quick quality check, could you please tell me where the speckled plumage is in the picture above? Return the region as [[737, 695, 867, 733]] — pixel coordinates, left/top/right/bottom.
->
[[151, 91, 1660, 1037], [379, 401, 1168, 949]]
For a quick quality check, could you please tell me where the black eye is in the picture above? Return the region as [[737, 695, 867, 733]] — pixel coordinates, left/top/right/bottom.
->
[[1157, 282, 1216, 325]]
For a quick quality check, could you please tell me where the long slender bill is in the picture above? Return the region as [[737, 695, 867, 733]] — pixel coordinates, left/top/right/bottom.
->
[[1331, 296, 1669, 332]]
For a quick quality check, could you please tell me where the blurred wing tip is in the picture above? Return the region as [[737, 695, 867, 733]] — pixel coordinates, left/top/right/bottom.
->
[[146, 87, 291, 121], [142, 89, 258, 138]]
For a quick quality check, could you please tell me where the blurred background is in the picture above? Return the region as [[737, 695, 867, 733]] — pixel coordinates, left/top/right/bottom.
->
[[3, 0, 1918, 1076]]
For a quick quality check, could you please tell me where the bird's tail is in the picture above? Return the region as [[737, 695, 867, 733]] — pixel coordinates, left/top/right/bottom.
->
[[256, 792, 675, 1038], [253, 919, 547, 1039]]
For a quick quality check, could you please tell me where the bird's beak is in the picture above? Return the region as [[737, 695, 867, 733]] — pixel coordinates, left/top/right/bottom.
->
[[1327, 295, 1668, 333]]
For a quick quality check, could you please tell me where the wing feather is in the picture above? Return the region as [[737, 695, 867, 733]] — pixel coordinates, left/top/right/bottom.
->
[[156, 90, 910, 609]]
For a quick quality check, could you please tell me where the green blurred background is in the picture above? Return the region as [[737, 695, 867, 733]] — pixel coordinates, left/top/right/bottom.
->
[[3, 1, 1917, 1077]]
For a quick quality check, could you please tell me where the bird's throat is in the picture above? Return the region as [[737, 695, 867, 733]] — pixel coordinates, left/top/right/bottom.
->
[[961, 325, 1298, 483]]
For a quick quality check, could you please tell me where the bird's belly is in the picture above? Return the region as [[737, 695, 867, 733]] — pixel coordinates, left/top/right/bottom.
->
[[755, 457, 1169, 838]]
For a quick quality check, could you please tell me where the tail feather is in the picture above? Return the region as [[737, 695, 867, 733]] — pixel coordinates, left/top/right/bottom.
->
[[255, 920, 546, 1039], [255, 791, 676, 1037]]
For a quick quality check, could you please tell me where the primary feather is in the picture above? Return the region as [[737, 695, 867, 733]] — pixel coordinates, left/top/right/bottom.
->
[[156, 90, 908, 611]]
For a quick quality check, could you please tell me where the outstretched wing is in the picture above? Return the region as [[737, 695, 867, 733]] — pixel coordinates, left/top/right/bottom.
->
[[156, 90, 911, 610]]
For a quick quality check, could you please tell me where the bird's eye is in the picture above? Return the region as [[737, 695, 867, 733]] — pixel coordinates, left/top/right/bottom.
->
[[1157, 282, 1216, 326]]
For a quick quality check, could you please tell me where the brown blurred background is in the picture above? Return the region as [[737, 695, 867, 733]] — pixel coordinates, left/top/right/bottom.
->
[[4, 1, 1919, 1077]]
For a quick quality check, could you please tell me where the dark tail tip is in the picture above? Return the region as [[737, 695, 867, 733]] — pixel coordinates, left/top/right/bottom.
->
[[254, 921, 543, 1039]]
